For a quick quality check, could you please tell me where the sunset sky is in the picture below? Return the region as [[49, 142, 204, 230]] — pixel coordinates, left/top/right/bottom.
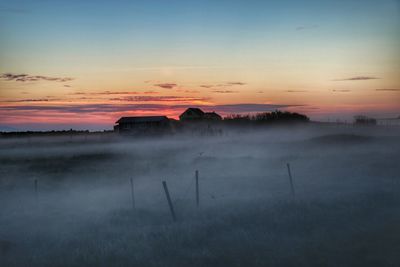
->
[[0, 0, 399, 130]]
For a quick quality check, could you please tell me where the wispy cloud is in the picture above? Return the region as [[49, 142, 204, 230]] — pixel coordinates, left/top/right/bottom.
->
[[296, 25, 318, 31], [212, 90, 239, 93], [110, 96, 210, 102], [0, 73, 74, 83], [69, 91, 161, 96], [154, 83, 177, 89], [333, 76, 379, 81], [332, 89, 351, 92], [175, 89, 200, 93], [200, 82, 246, 89], [375, 89, 400, 92], [68, 92, 86, 95], [183, 90, 200, 93], [94, 91, 140, 95], [226, 82, 246, 86], [3, 99, 57, 103], [286, 90, 308, 93], [143, 90, 159, 94]]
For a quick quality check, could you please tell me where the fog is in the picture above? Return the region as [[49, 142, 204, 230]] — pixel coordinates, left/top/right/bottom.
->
[[1, 124, 400, 266]]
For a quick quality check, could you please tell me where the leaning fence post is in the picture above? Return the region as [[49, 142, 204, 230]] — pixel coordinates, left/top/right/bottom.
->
[[130, 178, 135, 210], [195, 170, 199, 207], [34, 179, 38, 200], [162, 181, 177, 222], [286, 163, 295, 197]]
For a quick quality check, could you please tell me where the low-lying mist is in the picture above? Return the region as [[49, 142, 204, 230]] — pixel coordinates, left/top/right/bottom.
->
[[1, 124, 400, 267]]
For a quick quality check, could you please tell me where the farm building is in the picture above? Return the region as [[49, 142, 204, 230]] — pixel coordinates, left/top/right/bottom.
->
[[179, 108, 205, 121], [179, 108, 222, 121], [114, 116, 171, 134], [204, 112, 222, 121]]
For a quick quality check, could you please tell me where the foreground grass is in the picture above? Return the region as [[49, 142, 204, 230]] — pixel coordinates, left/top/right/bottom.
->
[[2, 191, 400, 267], [1, 130, 400, 266]]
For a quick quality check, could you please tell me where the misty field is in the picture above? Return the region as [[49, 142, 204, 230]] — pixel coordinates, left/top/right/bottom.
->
[[1, 125, 400, 267]]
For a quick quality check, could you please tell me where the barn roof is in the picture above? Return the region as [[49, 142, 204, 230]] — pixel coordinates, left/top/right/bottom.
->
[[182, 108, 205, 116], [116, 116, 168, 124], [205, 112, 221, 116], [204, 112, 222, 120]]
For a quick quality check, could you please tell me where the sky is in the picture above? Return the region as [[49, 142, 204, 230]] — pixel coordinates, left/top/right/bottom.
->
[[0, 0, 399, 130]]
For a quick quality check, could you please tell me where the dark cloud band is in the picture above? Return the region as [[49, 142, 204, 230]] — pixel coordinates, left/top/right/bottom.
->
[[0, 73, 73, 82], [333, 76, 379, 81], [0, 103, 299, 115], [154, 83, 177, 89], [375, 89, 400, 92]]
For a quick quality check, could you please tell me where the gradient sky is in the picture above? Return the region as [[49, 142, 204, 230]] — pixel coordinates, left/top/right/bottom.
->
[[0, 0, 399, 130]]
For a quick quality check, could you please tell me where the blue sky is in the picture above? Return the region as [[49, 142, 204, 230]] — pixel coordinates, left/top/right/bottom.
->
[[2, 0, 398, 68]]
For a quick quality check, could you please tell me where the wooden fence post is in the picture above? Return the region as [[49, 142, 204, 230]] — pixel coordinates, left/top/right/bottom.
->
[[195, 170, 199, 207], [162, 181, 177, 222], [286, 163, 295, 197], [130, 178, 135, 209], [34, 179, 38, 200]]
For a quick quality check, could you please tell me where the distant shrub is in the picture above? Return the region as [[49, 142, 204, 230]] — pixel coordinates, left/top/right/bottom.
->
[[224, 110, 310, 125], [354, 115, 377, 125], [253, 111, 310, 123]]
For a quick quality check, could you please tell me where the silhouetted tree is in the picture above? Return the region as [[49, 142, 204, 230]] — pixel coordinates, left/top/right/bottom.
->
[[224, 110, 309, 125], [253, 111, 309, 123], [354, 115, 376, 125]]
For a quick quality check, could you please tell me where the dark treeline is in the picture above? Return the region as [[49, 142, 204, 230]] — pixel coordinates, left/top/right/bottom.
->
[[0, 129, 113, 138], [354, 115, 377, 125], [223, 110, 310, 125]]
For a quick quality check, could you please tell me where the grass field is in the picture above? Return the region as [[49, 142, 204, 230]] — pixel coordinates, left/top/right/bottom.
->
[[1, 125, 400, 266]]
